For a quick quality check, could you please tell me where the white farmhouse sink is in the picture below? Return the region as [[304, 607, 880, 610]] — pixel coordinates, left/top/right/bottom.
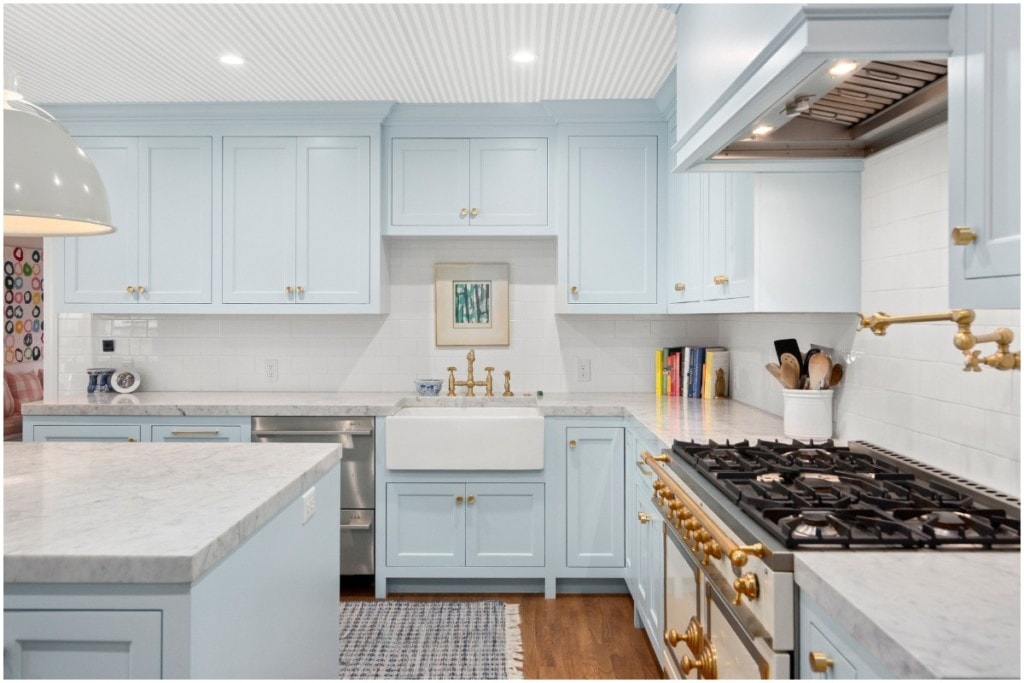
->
[[385, 406, 544, 470]]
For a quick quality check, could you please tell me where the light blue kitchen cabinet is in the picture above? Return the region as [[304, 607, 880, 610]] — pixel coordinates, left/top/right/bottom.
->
[[799, 592, 888, 679], [668, 172, 860, 314], [948, 3, 1021, 309], [624, 432, 640, 597], [623, 432, 665, 662], [24, 416, 250, 443], [565, 426, 625, 567], [3, 610, 162, 679], [223, 136, 371, 305], [385, 481, 544, 568], [565, 135, 659, 307], [389, 137, 548, 232], [63, 137, 212, 308]]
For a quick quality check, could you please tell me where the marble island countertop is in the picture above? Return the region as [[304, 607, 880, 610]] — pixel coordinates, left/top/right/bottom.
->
[[796, 552, 1021, 679], [3, 441, 341, 584]]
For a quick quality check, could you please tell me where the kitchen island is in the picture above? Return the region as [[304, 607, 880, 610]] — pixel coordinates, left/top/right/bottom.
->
[[3, 441, 341, 679]]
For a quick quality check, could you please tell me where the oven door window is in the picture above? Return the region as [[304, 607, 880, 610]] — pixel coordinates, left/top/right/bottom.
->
[[705, 579, 789, 679], [664, 528, 702, 678]]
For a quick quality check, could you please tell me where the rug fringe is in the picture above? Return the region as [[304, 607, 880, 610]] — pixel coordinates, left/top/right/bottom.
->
[[504, 603, 524, 680]]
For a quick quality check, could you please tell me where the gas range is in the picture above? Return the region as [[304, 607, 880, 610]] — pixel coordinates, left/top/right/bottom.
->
[[670, 438, 1022, 551]]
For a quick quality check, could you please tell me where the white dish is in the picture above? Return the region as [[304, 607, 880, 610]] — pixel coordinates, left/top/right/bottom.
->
[[111, 368, 141, 394]]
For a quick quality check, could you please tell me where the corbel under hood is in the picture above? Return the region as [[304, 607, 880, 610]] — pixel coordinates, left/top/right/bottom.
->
[[674, 4, 954, 170]]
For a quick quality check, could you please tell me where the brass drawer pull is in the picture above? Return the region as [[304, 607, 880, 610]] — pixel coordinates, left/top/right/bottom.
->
[[674, 283, 686, 291], [169, 430, 221, 436], [713, 275, 729, 285], [809, 652, 834, 673], [637, 512, 651, 524]]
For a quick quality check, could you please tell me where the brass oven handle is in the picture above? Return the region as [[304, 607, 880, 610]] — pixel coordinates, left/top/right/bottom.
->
[[809, 651, 834, 673], [681, 641, 717, 679], [733, 573, 759, 605], [643, 452, 770, 568]]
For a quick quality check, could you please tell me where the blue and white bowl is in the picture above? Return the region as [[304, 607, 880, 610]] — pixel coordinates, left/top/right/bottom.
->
[[414, 379, 443, 396]]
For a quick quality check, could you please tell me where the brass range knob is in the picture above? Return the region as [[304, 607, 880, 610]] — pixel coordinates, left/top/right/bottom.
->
[[733, 573, 759, 605], [808, 651, 834, 674], [692, 527, 711, 553], [713, 274, 729, 285], [951, 225, 977, 245], [683, 517, 701, 540], [681, 641, 717, 679], [702, 539, 722, 565], [665, 617, 703, 655]]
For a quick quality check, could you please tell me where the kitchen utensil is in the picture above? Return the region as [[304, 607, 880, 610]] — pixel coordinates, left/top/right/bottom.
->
[[765, 363, 783, 385], [779, 353, 801, 390], [802, 348, 820, 377], [774, 339, 802, 366], [829, 363, 844, 387], [807, 353, 831, 390]]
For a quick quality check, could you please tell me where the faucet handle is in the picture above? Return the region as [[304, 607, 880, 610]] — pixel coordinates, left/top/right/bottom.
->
[[503, 369, 514, 397], [963, 350, 982, 372], [484, 367, 495, 397]]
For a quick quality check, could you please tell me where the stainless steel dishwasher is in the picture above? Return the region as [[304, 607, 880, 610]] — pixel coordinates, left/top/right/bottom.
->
[[251, 416, 374, 576]]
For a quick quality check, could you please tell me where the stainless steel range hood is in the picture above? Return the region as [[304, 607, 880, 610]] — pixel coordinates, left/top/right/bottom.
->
[[717, 58, 948, 159], [673, 5, 954, 171]]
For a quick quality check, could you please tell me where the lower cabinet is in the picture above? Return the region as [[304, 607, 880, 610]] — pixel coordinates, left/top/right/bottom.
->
[[24, 416, 250, 443], [3, 610, 162, 679], [386, 482, 545, 568], [565, 426, 625, 567], [799, 592, 888, 679]]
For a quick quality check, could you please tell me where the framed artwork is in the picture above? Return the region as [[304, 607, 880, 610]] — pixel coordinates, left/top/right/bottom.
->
[[434, 263, 509, 347]]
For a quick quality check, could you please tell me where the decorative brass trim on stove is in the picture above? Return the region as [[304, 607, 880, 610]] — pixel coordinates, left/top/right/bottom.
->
[[858, 308, 1020, 371]]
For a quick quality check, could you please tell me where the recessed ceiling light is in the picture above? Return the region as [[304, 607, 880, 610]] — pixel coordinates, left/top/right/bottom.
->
[[219, 53, 245, 66], [829, 61, 858, 77], [752, 125, 774, 136], [511, 51, 536, 64]]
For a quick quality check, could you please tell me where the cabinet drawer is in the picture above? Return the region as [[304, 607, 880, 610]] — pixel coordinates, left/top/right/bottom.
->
[[32, 424, 142, 442], [151, 425, 243, 442]]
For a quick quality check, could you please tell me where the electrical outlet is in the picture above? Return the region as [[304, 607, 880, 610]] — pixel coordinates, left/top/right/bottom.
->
[[264, 358, 279, 383], [301, 487, 316, 525], [577, 358, 592, 382], [102, 339, 115, 352]]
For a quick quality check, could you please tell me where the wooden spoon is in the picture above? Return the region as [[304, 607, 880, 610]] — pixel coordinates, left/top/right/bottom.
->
[[829, 363, 844, 387], [807, 353, 831, 390], [779, 353, 801, 390], [765, 363, 783, 385]]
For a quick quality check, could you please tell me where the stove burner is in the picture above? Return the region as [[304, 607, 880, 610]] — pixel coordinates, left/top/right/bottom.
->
[[787, 511, 842, 540], [920, 510, 971, 537]]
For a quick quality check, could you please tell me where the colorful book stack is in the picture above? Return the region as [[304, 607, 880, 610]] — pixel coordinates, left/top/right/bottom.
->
[[655, 346, 730, 398]]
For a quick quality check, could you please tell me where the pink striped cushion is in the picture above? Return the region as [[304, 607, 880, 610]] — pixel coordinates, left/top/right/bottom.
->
[[3, 376, 14, 418], [4, 370, 43, 415]]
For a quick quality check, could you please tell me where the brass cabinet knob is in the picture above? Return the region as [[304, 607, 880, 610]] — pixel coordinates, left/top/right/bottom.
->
[[137, 285, 145, 294], [681, 642, 717, 679], [467, 495, 476, 504], [732, 573, 759, 605], [568, 439, 577, 448], [460, 208, 468, 217], [470, 207, 479, 217], [126, 286, 136, 294], [674, 283, 686, 291], [570, 285, 578, 295], [808, 651, 834, 673], [713, 275, 729, 285], [455, 496, 464, 505], [951, 225, 977, 245], [296, 285, 304, 294], [127, 438, 137, 442], [286, 286, 293, 294], [665, 617, 703, 655], [637, 512, 651, 524]]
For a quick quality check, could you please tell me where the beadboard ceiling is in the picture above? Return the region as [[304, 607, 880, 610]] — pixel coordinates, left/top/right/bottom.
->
[[3, 4, 677, 105]]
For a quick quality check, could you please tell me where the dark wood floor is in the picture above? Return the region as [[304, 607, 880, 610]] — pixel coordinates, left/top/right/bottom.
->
[[340, 583, 664, 680]]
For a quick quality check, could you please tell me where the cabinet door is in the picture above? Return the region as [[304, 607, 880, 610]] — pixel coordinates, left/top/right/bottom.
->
[[222, 137, 297, 303], [391, 139, 470, 226], [669, 172, 705, 304], [567, 136, 658, 305], [565, 426, 625, 567], [296, 138, 371, 304], [639, 493, 664, 646], [702, 173, 753, 302], [151, 424, 243, 442], [64, 138, 139, 304], [31, 424, 142, 442], [949, 4, 1021, 309], [469, 138, 547, 226], [138, 137, 212, 304], [4, 610, 162, 679], [385, 483, 465, 567], [466, 482, 545, 567]]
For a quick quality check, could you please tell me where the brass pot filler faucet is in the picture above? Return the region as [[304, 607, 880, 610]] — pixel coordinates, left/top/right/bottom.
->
[[858, 309, 1020, 372]]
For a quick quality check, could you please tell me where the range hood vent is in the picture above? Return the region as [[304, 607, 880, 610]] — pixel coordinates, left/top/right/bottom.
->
[[717, 59, 948, 160]]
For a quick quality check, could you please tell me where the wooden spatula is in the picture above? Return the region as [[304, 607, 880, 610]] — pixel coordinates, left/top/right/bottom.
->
[[779, 353, 801, 389]]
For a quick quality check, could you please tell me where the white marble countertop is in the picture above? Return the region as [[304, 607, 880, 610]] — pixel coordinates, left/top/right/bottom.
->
[[795, 552, 1021, 679], [3, 441, 341, 584]]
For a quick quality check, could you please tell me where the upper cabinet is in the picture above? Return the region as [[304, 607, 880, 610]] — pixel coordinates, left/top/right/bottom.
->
[[388, 137, 548, 235], [223, 137, 373, 307], [668, 171, 861, 314], [63, 137, 212, 308], [948, 3, 1021, 309]]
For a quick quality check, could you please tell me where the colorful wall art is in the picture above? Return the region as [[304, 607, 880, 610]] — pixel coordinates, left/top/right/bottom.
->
[[4, 245, 44, 365]]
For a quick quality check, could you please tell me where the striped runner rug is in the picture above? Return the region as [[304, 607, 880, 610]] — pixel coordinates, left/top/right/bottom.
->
[[338, 600, 524, 679]]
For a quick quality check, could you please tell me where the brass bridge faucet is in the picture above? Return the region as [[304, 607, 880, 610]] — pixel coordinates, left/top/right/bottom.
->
[[858, 309, 1021, 372], [447, 349, 494, 397]]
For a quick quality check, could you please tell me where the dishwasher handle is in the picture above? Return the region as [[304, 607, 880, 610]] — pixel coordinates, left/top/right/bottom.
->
[[252, 429, 372, 437]]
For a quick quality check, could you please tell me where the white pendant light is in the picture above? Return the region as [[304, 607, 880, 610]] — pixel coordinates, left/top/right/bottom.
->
[[4, 89, 115, 236]]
